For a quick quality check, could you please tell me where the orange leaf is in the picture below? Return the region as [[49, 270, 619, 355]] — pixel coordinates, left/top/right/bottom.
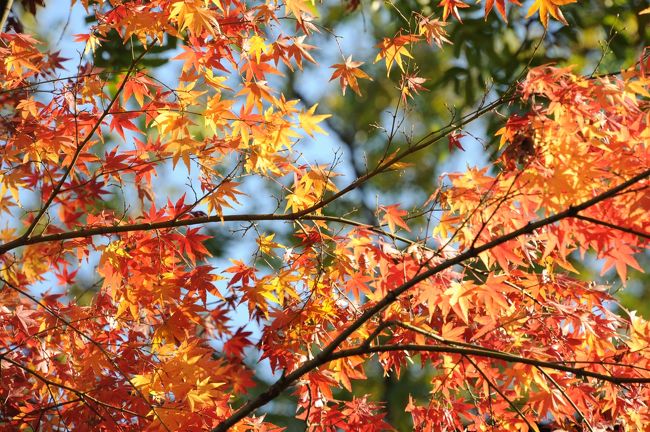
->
[[379, 204, 411, 233], [329, 56, 372, 96]]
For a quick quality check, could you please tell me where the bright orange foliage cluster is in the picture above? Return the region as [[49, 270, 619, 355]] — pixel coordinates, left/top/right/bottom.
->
[[0, 0, 649, 431]]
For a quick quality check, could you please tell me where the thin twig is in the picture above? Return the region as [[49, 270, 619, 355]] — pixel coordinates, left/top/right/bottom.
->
[[464, 355, 536, 431], [573, 214, 650, 240], [536, 366, 595, 432]]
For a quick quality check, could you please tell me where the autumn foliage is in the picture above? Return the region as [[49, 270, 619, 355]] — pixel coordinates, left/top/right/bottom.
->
[[0, 0, 649, 431]]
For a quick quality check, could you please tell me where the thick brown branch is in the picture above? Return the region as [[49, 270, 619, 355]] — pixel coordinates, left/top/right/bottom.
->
[[0, 214, 387, 254]]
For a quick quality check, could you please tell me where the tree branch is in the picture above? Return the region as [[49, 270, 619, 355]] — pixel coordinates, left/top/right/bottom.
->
[[211, 168, 650, 431], [573, 214, 650, 240], [463, 355, 536, 431], [0, 277, 171, 431], [329, 344, 650, 385], [0, 214, 401, 255], [0, 91, 515, 255], [19, 48, 149, 242]]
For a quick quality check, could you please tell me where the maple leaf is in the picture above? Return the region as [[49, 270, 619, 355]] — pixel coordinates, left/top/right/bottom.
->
[[379, 204, 411, 233], [448, 130, 465, 152], [167, 137, 199, 171], [185, 377, 223, 411], [600, 244, 643, 283], [484, 0, 522, 21], [417, 14, 451, 47], [257, 233, 281, 255], [109, 111, 142, 139], [345, 273, 373, 301], [225, 260, 257, 288], [438, 0, 470, 21], [238, 80, 277, 111], [246, 35, 269, 63], [170, 0, 221, 37], [287, 36, 317, 69], [400, 74, 428, 102], [275, 35, 317, 70], [54, 266, 79, 286], [443, 281, 473, 324], [223, 328, 253, 358], [329, 56, 372, 96], [284, 0, 315, 24], [173, 227, 212, 264], [73, 33, 104, 55], [202, 181, 244, 216], [526, 0, 577, 27], [173, 45, 204, 72], [628, 312, 650, 352], [298, 103, 331, 137], [122, 73, 154, 107], [13, 305, 38, 334], [374, 34, 419, 76], [341, 395, 391, 430]]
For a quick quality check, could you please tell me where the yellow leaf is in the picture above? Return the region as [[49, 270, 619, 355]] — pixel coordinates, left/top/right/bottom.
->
[[81, 34, 103, 55], [246, 35, 269, 63], [284, 0, 315, 23], [170, 0, 221, 37], [257, 233, 281, 255], [374, 35, 419, 76], [186, 377, 222, 411], [298, 104, 331, 137], [526, 0, 577, 27], [131, 374, 152, 390]]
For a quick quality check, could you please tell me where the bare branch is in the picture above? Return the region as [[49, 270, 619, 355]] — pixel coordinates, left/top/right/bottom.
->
[[0, 0, 13, 32]]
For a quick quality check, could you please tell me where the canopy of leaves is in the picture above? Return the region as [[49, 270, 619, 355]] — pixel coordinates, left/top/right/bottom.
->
[[0, 0, 649, 431]]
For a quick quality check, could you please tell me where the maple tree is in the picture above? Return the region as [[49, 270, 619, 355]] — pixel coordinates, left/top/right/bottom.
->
[[1, 0, 649, 431]]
